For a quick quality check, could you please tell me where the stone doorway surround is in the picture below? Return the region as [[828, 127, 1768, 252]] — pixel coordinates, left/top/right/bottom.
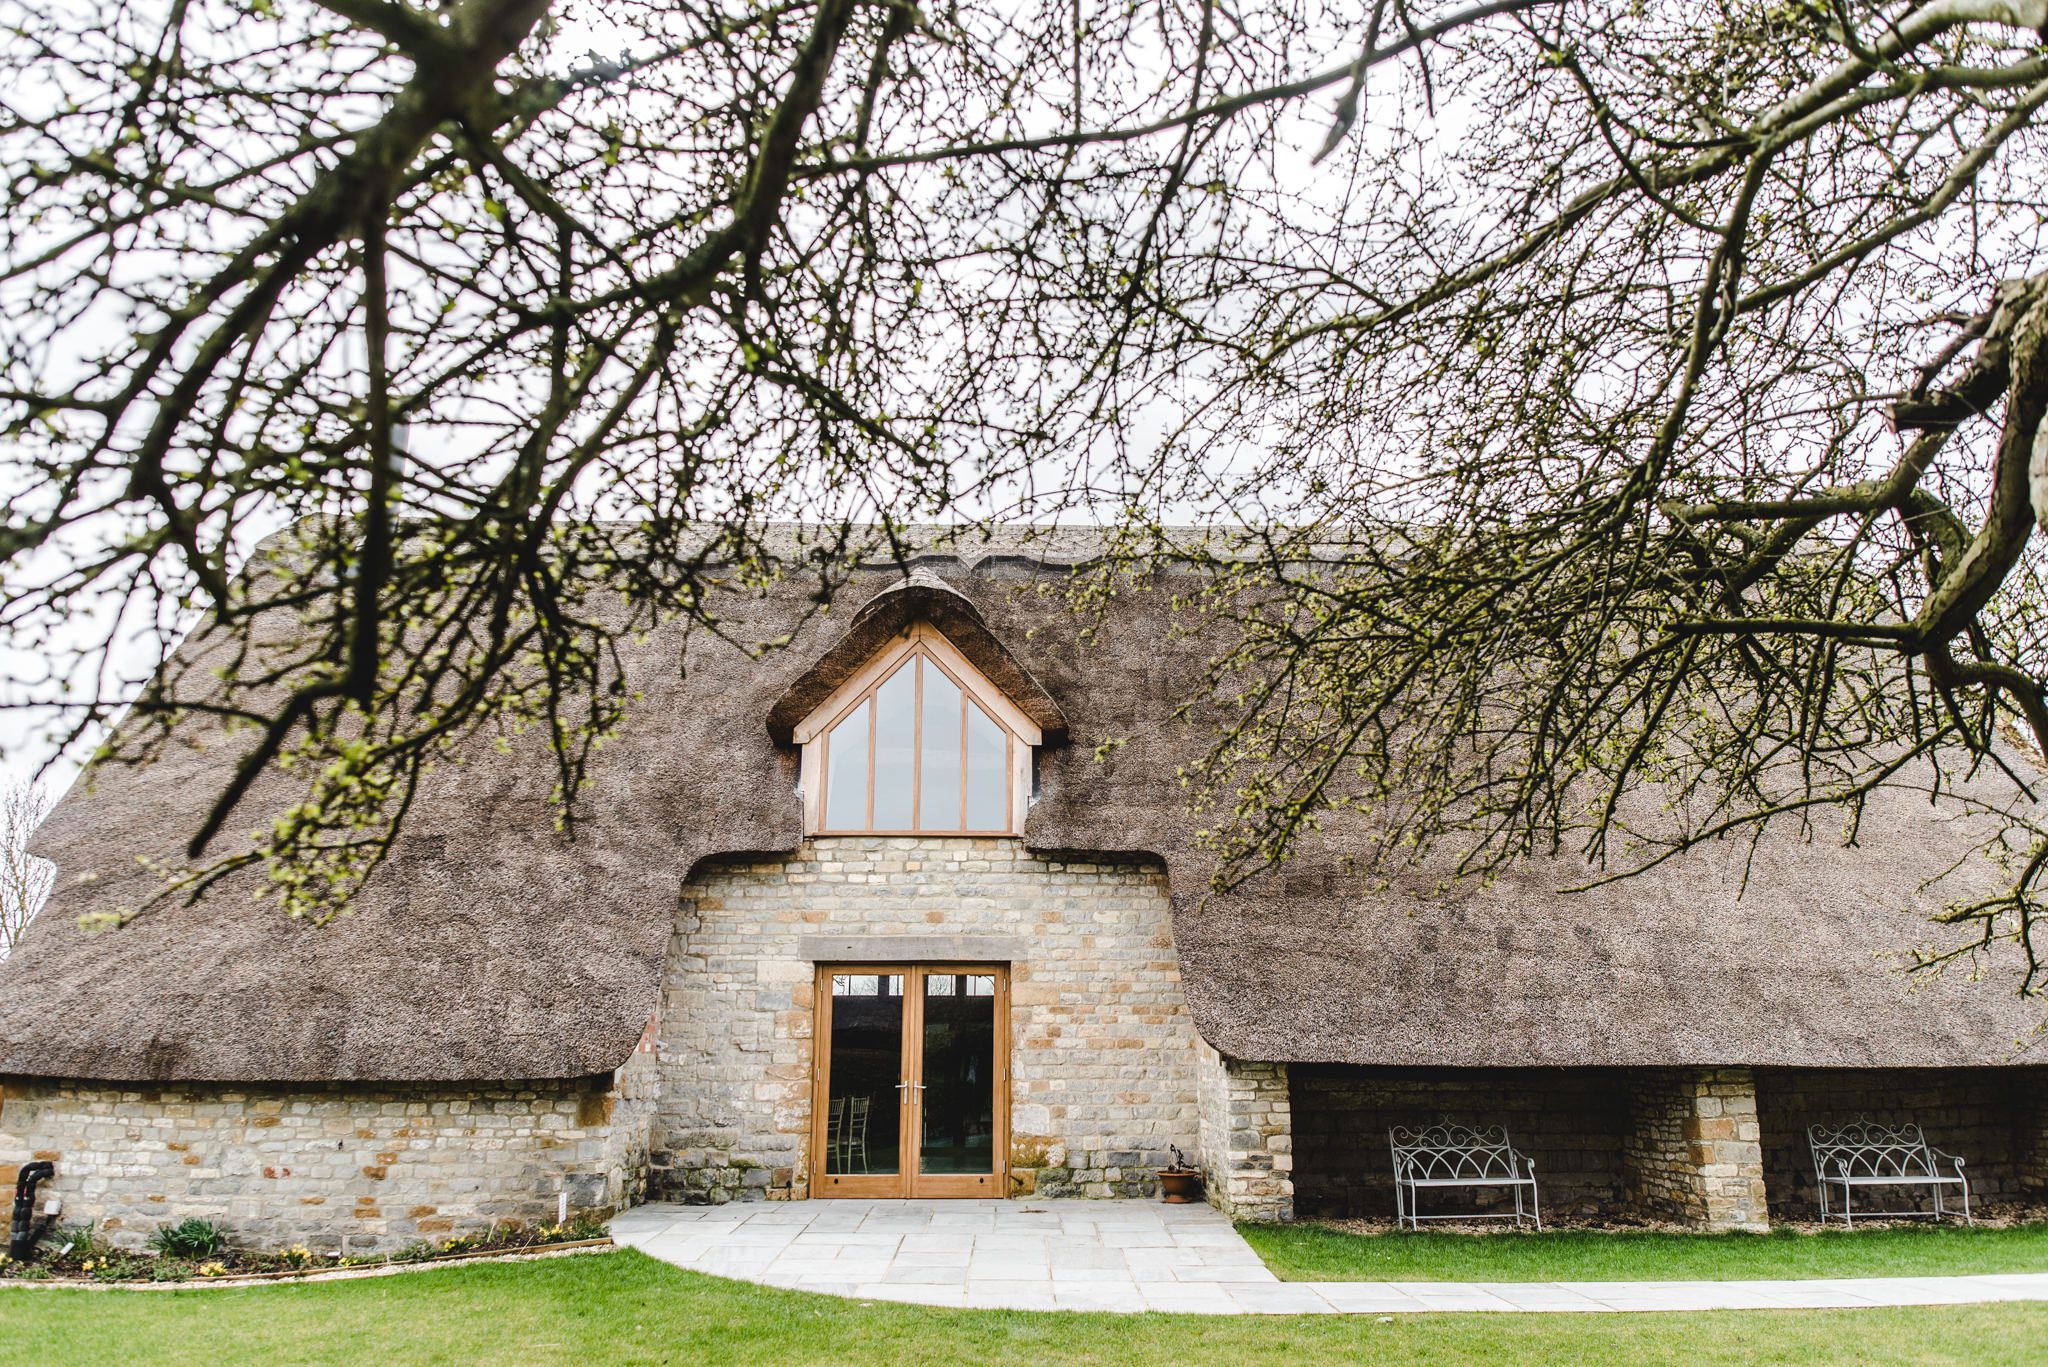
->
[[652, 838, 1200, 1204], [609, 1198, 2048, 1315]]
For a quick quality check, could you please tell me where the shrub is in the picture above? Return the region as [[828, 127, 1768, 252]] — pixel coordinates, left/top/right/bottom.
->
[[49, 1225, 118, 1266], [151, 1218, 228, 1260]]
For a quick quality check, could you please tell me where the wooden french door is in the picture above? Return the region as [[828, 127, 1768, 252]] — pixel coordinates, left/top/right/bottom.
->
[[810, 964, 1009, 1198]]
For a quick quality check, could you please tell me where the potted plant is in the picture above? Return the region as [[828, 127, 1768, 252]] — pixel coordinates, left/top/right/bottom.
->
[[1157, 1145, 1203, 1204]]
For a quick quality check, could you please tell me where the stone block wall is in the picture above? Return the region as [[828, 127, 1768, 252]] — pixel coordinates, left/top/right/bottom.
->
[[2023, 1087, 2048, 1204], [651, 836, 1201, 1202], [1292, 1066, 1769, 1229], [1755, 1067, 2048, 1216], [1195, 1045, 1293, 1221], [1292, 1066, 1626, 1219], [1621, 1069, 1768, 1232], [0, 1071, 649, 1252]]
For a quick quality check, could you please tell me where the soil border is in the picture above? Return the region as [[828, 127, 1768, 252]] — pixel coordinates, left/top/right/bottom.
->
[[0, 1239, 615, 1291]]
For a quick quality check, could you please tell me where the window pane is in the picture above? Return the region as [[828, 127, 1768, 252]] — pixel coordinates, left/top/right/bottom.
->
[[824, 701, 869, 829], [826, 972, 903, 1175], [871, 664, 916, 829], [918, 662, 963, 830], [919, 973, 995, 1175], [965, 701, 1007, 830]]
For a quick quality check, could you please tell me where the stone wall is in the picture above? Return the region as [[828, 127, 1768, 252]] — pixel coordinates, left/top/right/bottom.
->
[[1194, 1045, 1293, 1220], [651, 836, 1202, 1201], [1293, 1066, 1769, 1229], [0, 1071, 648, 1252], [1621, 1069, 1768, 1232], [1292, 1066, 1626, 1220], [1755, 1067, 2048, 1216], [2024, 1088, 2048, 1205]]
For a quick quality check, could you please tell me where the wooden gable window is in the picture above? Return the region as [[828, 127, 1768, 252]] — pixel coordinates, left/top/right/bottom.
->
[[795, 625, 1039, 837]]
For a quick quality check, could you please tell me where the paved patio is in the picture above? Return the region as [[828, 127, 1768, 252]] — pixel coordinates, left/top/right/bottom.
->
[[608, 1199, 2048, 1314]]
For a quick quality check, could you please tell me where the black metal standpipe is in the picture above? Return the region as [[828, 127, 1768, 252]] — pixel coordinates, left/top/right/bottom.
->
[[8, 1161, 54, 1261]]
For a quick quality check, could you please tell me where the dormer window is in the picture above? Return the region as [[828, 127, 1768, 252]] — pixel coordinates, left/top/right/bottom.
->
[[795, 624, 1039, 837]]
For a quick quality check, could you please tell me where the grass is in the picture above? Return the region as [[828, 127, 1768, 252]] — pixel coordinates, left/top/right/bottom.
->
[[1, 1249, 2045, 1366], [1242, 1220, 2048, 1283]]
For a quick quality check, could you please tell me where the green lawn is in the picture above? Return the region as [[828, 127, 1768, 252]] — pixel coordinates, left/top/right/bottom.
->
[[1242, 1220, 2048, 1283], [1, 1249, 2045, 1366]]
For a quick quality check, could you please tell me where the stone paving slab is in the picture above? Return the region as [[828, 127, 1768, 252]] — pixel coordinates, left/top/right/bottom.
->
[[610, 1199, 2048, 1316]]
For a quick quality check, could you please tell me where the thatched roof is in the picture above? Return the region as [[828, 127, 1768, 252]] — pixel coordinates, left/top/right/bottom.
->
[[1, 526, 2040, 1082]]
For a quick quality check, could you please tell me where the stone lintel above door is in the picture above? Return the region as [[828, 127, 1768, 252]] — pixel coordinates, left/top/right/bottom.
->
[[800, 935, 1025, 964]]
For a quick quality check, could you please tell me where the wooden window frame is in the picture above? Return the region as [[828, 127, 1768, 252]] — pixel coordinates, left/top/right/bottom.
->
[[795, 624, 1038, 838]]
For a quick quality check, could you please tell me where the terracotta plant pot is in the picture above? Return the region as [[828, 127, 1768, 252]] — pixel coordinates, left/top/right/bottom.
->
[[1157, 1168, 1203, 1204]]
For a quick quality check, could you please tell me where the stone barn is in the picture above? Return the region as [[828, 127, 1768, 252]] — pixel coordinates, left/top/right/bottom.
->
[[2, 530, 2043, 1249]]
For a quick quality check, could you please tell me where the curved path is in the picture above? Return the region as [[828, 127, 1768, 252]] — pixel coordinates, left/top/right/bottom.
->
[[610, 1199, 2048, 1315]]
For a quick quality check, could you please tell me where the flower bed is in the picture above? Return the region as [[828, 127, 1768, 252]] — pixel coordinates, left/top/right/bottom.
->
[[1, 1216, 612, 1285]]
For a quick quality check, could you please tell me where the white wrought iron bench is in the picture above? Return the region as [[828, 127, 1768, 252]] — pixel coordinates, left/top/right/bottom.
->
[[1808, 1120, 1972, 1227], [1389, 1123, 1542, 1230]]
